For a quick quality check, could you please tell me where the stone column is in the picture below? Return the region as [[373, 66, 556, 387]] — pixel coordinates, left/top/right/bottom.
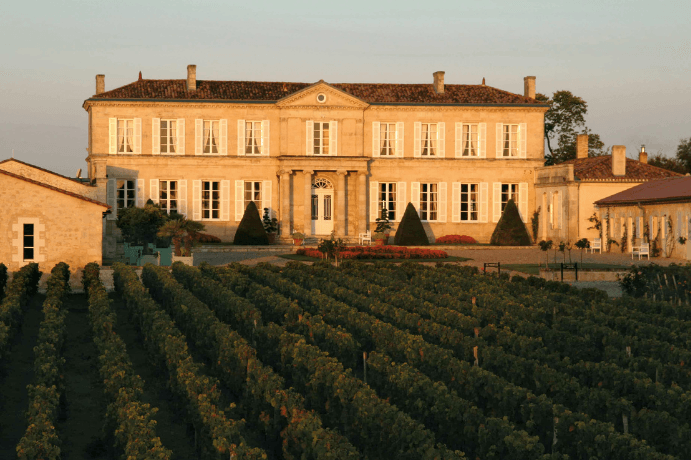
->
[[358, 172, 367, 235], [336, 170, 348, 236], [280, 170, 292, 236], [303, 170, 313, 237]]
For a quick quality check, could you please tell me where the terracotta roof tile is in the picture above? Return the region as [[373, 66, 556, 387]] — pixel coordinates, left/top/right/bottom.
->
[[559, 156, 681, 181], [89, 79, 544, 105], [0, 169, 110, 209], [596, 176, 691, 205]]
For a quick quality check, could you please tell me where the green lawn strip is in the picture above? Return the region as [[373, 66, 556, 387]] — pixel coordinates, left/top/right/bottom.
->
[[278, 254, 471, 263], [503, 263, 629, 275]]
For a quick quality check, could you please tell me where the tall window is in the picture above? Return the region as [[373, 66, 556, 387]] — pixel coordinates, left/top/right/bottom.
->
[[313, 122, 330, 155], [23, 223, 34, 261], [460, 184, 479, 221], [420, 183, 438, 221], [245, 121, 262, 155], [203, 120, 220, 154], [160, 120, 177, 154], [117, 180, 135, 210], [421, 123, 438, 156], [117, 119, 134, 153], [501, 183, 519, 212], [379, 123, 396, 156], [379, 183, 397, 221], [244, 181, 262, 214], [502, 124, 519, 157], [202, 181, 220, 219], [462, 124, 478, 157], [160, 180, 178, 214]]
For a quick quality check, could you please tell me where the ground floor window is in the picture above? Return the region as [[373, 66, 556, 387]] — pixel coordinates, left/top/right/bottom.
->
[[501, 183, 519, 212], [460, 184, 478, 221], [420, 183, 438, 221], [244, 181, 262, 214], [202, 181, 220, 220], [379, 182, 397, 221], [160, 180, 178, 214], [117, 179, 136, 211]]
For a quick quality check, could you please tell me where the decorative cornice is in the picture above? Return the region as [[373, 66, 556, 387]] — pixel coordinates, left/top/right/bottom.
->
[[367, 105, 549, 113], [83, 100, 279, 111]]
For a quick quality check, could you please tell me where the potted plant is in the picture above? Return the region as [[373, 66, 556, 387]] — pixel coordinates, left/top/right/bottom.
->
[[157, 217, 205, 265], [375, 208, 393, 244], [262, 207, 278, 244], [373, 232, 387, 246], [292, 232, 305, 246]]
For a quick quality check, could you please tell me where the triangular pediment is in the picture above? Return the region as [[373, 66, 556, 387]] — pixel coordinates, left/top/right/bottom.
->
[[276, 81, 369, 109]]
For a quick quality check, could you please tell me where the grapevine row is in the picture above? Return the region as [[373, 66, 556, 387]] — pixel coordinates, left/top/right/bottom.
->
[[0, 263, 41, 362]]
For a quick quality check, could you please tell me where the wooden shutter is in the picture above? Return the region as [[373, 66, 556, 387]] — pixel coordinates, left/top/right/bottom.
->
[[649, 216, 654, 242], [413, 122, 421, 158], [133, 118, 142, 154], [178, 180, 188, 217], [372, 122, 380, 157], [152, 118, 161, 155], [330, 120, 338, 155], [412, 182, 420, 216], [455, 122, 462, 158], [496, 123, 503, 158], [107, 179, 116, 219], [193, 180, 201, 220], [677, 211, 682, 237], [136, 179, 144, 207], [396, 122, 404, 157], [519, 123, 527, 158], [195, 119, 203, 155], [150, 179, 159, 204], [237, 119, 246, 156], [437, 122, 445, 158], [493, 182, 502, 222], [519, 182, 528, 223], [397, 182, 406, 222], [370, 180, 379, 221], [262, 180, 272, 218], [306, 121, 313, 156], [479, 123, 487, 158], [176, 119, 185, 154], [219, 119, 228, 155], [480, 182, 488, 223], [637, 216, 642, 238], [262, 120, 270, 156], [109, 118, 117, 154], [438, 182, 447, 222], [221, 180, 230, 221], [452, 182, 461, 222], [235, 180, 244, 221], [558, 191, 563, 229]]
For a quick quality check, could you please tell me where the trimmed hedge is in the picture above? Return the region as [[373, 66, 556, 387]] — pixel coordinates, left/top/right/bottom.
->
[[394, 203, 429, 246], [233, 201, 269, 245], [490, 199, 531, 246]]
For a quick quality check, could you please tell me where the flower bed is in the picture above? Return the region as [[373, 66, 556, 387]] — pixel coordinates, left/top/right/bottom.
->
[[297, 246, 448, 259], [435, 235, 477, 244]]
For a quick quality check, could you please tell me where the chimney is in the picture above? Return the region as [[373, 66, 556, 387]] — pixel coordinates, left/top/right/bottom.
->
[[95, 74, 105, 95], [433, 71, 445, 94], [187, 65, 197, 92], [639, 145, 648, 164], [524, 76, 536, 99], [576, 134, 588, 159], [612, 145, 626, 176]]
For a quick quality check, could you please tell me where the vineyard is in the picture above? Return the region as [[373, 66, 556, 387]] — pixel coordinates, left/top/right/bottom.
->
[[1, 259, 691, 459]]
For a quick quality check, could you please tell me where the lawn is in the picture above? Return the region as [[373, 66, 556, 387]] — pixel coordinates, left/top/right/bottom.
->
[[502, 263, 630, 275], [279, 254, 471, 263]]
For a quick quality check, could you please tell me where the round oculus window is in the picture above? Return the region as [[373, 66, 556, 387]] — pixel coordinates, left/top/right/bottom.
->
[[316, 93, 327, 103]]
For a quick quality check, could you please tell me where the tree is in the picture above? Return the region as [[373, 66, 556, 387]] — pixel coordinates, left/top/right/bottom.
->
[[648, 152, 687, 174], [676, 137, 691, 173], [157, 217, 205, 256], [489, 200, 531, 246], [575, 238, 590, 264], [538, 240, 553, 268], [394, 203, 429, 246], [116, 201, 170, 251], [234, 201, 269, 245]]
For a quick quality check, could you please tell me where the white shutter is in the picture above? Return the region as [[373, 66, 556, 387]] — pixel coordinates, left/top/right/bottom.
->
[[370, 181, 379, 221], [480, 182, 488, 223], [413, 122, 421, 158], [519, 183, 528, 223], [235, 180, 244, 221], [396, 182, 406, 221], [109, 118, 117, 155], [221, 180, 230, 221], [152, 118, 161, 155], [452, 182, 461, 222], [195, 119, 203, 155], [330, 120, 338, 155], [479, 123, 487, 158], [262, 120, 270, 156], [193, 180, 201, 221], [219, 119, 228, 155], [107, 179, 116, 219], [133, 118, 142, 155], [558, 191, 563, 229], [677, 211, 682, 237], [412, 182, 420, 216], [372, 122, 380, 157], [437, 122, 445, 158], [493, 182, 502, 222], [396, 122, 404, 157], [496, 123, 503, 159], [176, 119, 185, 154], [136, 179, 144, 207], [178, 180, 188, 217], [150, 179, 159, 204], [519, 123, 527, 158], [637, 216, 642, 238], [262, 180, 272, 218], [237, 119, 246, 156], [455, 122, 462, 158], [306, 121, 314, 156], [439, 182, 447, 222]]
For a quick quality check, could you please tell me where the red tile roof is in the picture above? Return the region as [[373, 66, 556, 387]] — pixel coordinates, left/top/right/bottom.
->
[[88, 79, 544, 105], [0, 169, 110, 209], [559, 156, 681, 181], [596, 176, 691, 205]]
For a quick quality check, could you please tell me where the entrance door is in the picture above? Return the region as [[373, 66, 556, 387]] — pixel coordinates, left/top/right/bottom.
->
[[311, 191, 334, 235]]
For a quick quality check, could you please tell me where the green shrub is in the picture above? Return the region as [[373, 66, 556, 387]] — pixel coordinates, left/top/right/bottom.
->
[[490, 199, 531, 246], [0, 263, 7, 300], [233, 201, 269, 245], [394, 203, 429, 246]]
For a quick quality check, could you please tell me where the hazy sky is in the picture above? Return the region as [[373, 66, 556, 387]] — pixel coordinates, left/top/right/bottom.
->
[[1, 0, 689, 176]]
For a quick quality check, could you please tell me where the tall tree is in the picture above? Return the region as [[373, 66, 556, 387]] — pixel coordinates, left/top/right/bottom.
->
[[676, 137, 691, 173], [648, 151, 687, 174]]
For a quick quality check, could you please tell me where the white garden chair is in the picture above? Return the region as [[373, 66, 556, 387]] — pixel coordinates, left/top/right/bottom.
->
[[632, 242, 650, 260], [358, 231, 372, 245], [589, 238, 602, 254]]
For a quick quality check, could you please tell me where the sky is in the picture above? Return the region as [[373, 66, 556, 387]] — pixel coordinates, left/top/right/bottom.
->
[[1, 0, 690, 176]]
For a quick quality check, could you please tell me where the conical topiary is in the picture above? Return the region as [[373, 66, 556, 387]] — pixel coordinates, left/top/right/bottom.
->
[[394, 202, 429, 246], [233, 201, 269, 245], [490, 199, 531, 246]]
